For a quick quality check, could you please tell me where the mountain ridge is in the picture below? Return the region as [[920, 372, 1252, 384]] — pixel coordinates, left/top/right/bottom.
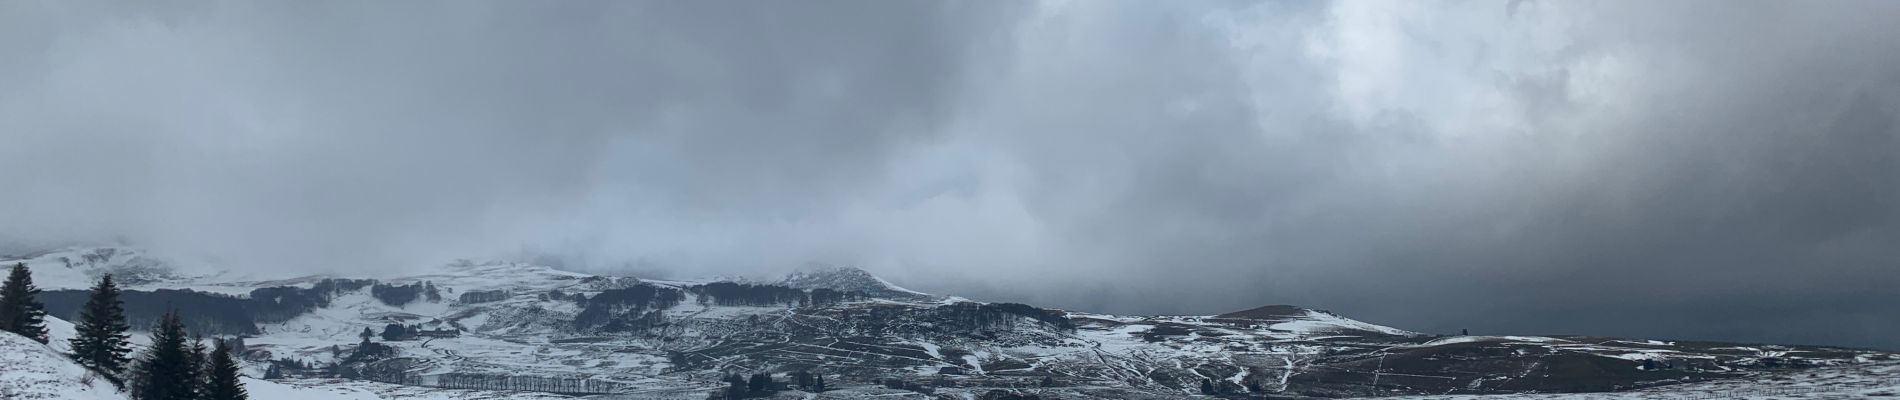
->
[[4, 245, 1896, 399]]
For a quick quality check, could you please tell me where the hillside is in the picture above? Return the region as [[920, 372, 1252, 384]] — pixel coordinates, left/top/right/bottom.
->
[[3, 246, 1896, 399], [0, 318, 124, 400]]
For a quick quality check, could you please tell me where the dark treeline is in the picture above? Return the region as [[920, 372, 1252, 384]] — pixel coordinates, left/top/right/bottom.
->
[[42, 289, 257, 335], [370, 281, 440, 308], [805, 288, 864, 307], [45, 277, 423, 335], [459, 289, 510, 304], [127, 309, 249, 400], [246, 285, 331, 323], [688, 282, 867, 308], [379, 323, 458, 341], [250, 278, 383, 322], [691, 282, 805, 307], [572, 284, 684, 332], [928, 302, 1075, 332], [314, 278, 377, 293]]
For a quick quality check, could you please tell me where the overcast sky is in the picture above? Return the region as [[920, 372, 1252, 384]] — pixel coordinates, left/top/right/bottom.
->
[[3, 1, 1898, 349]]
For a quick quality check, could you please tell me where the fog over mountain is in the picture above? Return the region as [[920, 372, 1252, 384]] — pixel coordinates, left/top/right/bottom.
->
[[2, 1, 1897, 350]]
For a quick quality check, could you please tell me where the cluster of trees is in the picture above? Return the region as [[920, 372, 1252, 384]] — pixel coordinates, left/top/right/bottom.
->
[[350, 328, 398, 360], [312, 278, 376, 294], [0, 263, 249, 399], [1198, 377, 1264, 395], [572, 285, 685, 332], [428, 373, 626, 394], [929, 302, 1075, 332], [790, 370, 826, 392], [712, 371, 828, 399], [369, 281, 441, 308], [245, 286, 333, 323], [805, 288, 865, 307], [131, 309, 249, 400], [688, 282, 870, 308], [248, 278, 381, 323], [250, 278, 409, 323], [379, 323, 458, 341], [47, 276, 427, 338], [41, 288, 258, 336], [458, 289, 510, 304], [690, 282, 807, 307], [261, 357, 322, 379]]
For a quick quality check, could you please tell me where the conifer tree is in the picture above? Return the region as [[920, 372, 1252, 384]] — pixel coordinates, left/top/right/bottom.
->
[[203, 339, 249, 400], [724, 374, 746, 399], [70, 273, 133, 374], [748, 373, 770, 393], [0, 262, 49, 343], [131, 309, 199, 400], [188, 336, 211, 395]]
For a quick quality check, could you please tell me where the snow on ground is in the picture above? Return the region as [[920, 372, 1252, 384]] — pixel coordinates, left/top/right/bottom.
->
[[0, 329, 124, 400], [255, 378, 577, 399], [12, 245, 1895, 399], [1281, 310, 1418, 336], [1416, 335, 1574, 347], [869, 276, 932, 297], [1390, 360, 1900, 399], [2, 247, 264, 293]]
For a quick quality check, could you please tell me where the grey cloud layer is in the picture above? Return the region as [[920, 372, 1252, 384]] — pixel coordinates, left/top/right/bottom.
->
[[2, 1, 1897, 349]]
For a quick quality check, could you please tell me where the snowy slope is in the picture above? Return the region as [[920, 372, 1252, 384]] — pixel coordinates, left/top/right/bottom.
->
[[246, 378, 573, 400], [0, 328, 125, 400], [1, 247, 261, 295], [5, 245, 1894, 399], [778, 264, 936, 300]]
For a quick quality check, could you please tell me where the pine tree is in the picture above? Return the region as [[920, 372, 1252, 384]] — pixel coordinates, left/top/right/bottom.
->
[[813, 374, 825, 392], [748, 373, 770, 393], [0, 262, 50, 343], [1199, 378, 1216, 395], [724, 374, 746, 399], [70, 274, 133, 375], [203, 339, 249, 400], [132, 309, 200, 400], [188, 336, 210, 395]]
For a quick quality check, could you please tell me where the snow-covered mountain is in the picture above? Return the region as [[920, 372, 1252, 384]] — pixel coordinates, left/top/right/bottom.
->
[[3, 246, 1895, 399], [777, 264, 935, 301]]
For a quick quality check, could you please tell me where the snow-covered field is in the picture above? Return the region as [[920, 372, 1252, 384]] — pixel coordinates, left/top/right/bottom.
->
[[0, 326, 123, 400], [4, 246, 1896, 399], [1391, 361, 1900, 399], [250, 378, 578, 400]]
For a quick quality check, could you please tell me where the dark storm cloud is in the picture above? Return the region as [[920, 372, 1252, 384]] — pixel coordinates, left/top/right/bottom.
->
[[3, 1, 1898, 349], [0, 0, 1028, 269]]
